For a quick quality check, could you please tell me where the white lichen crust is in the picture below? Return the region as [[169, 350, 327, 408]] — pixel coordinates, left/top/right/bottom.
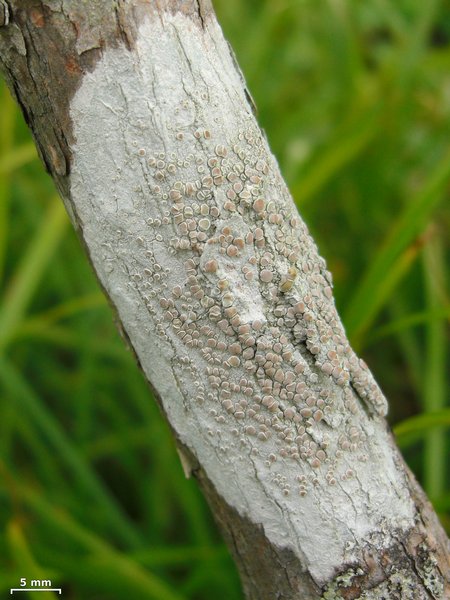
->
[[70, 11, 417, 585]]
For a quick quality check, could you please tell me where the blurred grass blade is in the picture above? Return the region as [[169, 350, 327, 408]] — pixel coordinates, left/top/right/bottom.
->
[[11, 322, 128, 361], [0, 83, 16, 283], [21, 291, 106, 327], [345, 149, 450, 339], [0, 142, 37, 175], [292, 107, 380, 206], [86, 424, 151, 459], [131, 545, 229, 567], [394, 409, 450, 449], [11, 483, 186, 600], [38, 556, 187, 600], [0, 358, 143, 550], [0, 196, 68, 351], [365, 306, 450, 346], [10, 291, 107, 345], [352, 239, 422, 350], [7, 520, 59, 600], [432, 493, 450, 512], [397, 0, 441, 90], [386, 296, 423, 392], [423, 238, 447, 498]]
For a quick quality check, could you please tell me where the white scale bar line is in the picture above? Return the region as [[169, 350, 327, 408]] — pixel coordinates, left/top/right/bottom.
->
[[10, 590, 62, 594]]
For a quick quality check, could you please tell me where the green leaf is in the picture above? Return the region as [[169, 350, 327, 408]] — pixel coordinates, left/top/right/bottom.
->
[[0, 196, 68, 351]]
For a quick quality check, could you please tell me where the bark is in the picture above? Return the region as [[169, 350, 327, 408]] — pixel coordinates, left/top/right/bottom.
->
[[0, 1, 449, 598]]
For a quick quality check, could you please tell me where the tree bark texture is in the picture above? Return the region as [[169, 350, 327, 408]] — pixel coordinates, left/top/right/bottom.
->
[[0, 1, 449, 598]]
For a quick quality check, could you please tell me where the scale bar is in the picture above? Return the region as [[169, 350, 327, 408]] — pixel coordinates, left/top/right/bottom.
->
[[10, 590, 62, 594]]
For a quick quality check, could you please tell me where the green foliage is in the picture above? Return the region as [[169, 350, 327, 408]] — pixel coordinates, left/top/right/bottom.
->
[[0, 0, 449, 596]]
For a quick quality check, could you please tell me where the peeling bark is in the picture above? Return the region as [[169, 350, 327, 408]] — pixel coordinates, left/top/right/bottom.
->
[[1, 1, 449, 598]]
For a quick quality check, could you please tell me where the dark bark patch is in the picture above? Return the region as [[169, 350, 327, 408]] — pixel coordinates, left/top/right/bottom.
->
[[0, 0, 213, 187]]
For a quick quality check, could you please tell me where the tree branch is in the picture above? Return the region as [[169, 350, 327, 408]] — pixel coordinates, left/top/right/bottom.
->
[[1, 1, 448, 597]]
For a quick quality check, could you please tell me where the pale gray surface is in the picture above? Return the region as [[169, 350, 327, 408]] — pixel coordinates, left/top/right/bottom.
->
[[70, 12, 415, 585]]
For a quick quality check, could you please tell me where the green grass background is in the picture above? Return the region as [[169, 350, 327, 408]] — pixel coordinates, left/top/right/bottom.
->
[[0, 0, 449, 597]]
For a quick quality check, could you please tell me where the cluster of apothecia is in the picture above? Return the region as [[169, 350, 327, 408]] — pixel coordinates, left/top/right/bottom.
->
[[131, 126, 387, 497]]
